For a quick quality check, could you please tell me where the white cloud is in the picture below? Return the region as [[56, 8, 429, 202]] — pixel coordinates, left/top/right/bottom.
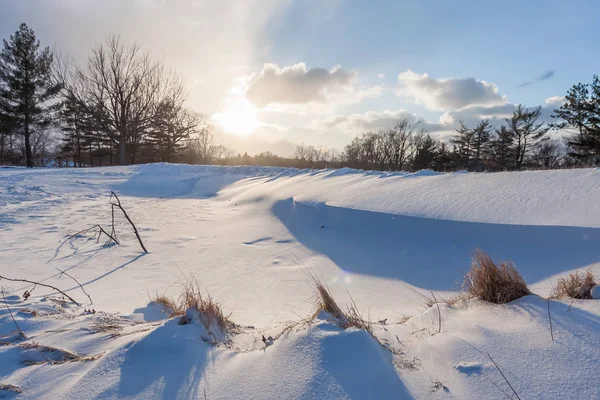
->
[[439, 103, 556, 131], [397, 70, 506, 111], [313, 109, 446, 134], [377, 73, 386, 79], [439, 104, 516, 126], [0, 0, 292, 116], [545, 95, 566, 106], [245, 62, 357, 107]]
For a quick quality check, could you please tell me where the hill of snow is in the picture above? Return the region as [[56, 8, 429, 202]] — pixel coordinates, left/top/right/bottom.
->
[[1, 164, 600, 399]]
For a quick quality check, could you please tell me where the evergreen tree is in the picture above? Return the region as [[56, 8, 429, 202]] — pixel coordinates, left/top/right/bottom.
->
[[505, 105, 549, 169], [59, 98, 88, 167], [147, 101, 201, 163], [412, 133, 437, 170], [0, 23, 61, 167], [488, 125, 515, 170], [450, 121, 474, 170], [471, 120, 491, 172], [551, 76, 600, 165], [432, 142, 453, 171]]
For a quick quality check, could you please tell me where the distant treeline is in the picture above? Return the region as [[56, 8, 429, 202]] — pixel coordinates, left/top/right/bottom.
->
[[1, 23, 599, 172]]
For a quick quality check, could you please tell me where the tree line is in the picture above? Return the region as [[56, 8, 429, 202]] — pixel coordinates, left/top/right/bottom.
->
[[1, 23, 599, 172]]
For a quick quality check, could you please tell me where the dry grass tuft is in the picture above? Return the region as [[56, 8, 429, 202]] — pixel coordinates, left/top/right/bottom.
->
[[462, 250, 530, 304], [18, 342, 101, 365], [89, 321, 123, 335], [310, 274, 372, 333], [552, 270, 597, 299], [151, 294, 183, 317], [0, 383, 22, 394], [178, 278, 234, 334], [313, 279, 345, 321], [440, 292, 472, 308], [410, 289, 471, 310], [345, 296, 373, 333], [152, 277, 235, 342]]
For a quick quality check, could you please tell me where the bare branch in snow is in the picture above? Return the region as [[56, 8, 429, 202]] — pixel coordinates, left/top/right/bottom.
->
[[110, 191, 148, 253]]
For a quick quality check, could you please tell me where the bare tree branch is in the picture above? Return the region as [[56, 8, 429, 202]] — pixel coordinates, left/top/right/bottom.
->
[[0, 275, 81, 306], [110, 191, 148, 253], [56, 268, 93, 305], [2, 288, 25, 339]]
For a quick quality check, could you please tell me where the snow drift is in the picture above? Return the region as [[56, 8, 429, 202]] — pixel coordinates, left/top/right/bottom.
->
[[1, 164, 600, 399]]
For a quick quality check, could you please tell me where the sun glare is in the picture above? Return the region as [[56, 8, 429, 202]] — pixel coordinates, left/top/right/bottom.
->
[[214, 99, 259, 136]]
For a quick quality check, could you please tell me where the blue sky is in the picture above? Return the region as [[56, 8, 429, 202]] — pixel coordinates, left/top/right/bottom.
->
[[0, 0, 597, 154], [266, 0, 598, 105]]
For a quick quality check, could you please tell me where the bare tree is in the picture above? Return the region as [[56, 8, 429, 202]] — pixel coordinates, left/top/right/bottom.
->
[[384, 117, 422, 171], [186, 119, 214, 164], [534, 139, 564, 169], [57, 36, 183, 165]]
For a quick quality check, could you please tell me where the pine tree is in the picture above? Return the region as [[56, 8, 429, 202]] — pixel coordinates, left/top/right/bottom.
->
[[471, 120, 491, 172], [147, 101, 201, 163], [0, 23, 61, 167], [505, 105, 549, 169], [59, 98, 87, 167], [551, 76, 600, 165], [488, 125, 514, 170], [450, 121, 475, 170], [412, 133, 438, 171], [432, 142, 453, 171]]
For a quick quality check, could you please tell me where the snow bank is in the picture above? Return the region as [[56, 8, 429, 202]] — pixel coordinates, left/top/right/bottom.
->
[[2, 163, 600, 399]]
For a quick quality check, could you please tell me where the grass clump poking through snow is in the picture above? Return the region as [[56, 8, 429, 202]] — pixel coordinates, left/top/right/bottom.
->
[[152, 278, 235, 344], [311, 275, 372, 333], [151, 294, 182, 317], [552, 270, 597, 299], [463, 250, 530, 304], [0, 383, 22, 395]]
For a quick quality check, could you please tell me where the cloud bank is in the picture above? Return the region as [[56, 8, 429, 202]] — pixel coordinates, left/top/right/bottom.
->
[[397, 70, 506, 111], [245, 62, 357, 107]]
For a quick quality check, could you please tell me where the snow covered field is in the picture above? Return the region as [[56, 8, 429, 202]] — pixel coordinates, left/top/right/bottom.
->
[[1, 164, 600, 399]]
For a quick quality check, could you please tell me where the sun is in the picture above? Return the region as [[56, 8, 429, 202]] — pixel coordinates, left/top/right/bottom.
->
[[213, 98, 259, 136]]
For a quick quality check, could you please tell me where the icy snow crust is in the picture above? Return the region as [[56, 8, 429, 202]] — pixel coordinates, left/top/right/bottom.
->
[[1, 163, 600, 399]]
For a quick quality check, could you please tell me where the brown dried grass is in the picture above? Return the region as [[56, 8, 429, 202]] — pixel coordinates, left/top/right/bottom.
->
[[310, 275, 372, 333], [152, 277, 234, 335], [552, 270, 597, 299], [462, 250, 530, 304], [18, 342, 101, 365], [152, 295, 182, 317], [0, 383, 22, 394]]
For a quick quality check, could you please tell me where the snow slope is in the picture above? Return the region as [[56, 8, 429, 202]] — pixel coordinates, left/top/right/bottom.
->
[[1, 164, 600, 399]]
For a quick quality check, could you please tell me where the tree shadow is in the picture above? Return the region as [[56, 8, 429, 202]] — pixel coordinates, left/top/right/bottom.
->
[[59, 253, 147, 296], [272, 198, 600, 290]]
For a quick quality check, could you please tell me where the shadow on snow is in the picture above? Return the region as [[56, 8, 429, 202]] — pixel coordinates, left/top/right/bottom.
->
[[272, 198, 600, 290]]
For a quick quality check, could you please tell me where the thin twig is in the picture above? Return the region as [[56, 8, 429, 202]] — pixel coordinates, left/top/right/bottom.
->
[[431, 291, 441, 333], [111, 204, 118, 242], [487, 352, 521, 400], [2, 289, 25, 338], [69, 225, 119, 245], [567, 298, 575, 312], [0, 275, 81, 306], [547, 299, 554, 341], [110, 191, 148, 253], [56, 268, 93, 305]]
